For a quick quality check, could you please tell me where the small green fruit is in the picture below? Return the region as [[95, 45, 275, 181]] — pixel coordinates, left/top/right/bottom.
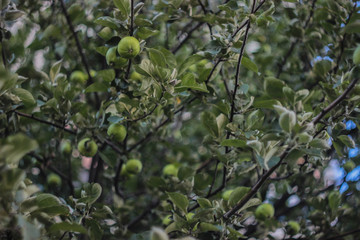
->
[[353, 45, 360, 65], [107, 123, 127, 142], [106, 47, 117, 65], [255, 203, 275, 221], [125, 159, 142, 174], [90, 70, 97, 77], [162, 164, 178, 177], [60, 140, 72, 154], [114, 57, 128, 68], [344, 160, 356, 172], [70, 70, 87, 84], [98, 27, 113, 41], [286, 221, 301, 235], [47, 173, 62, 186], [117, 36, 140, 59], [130, 71, 142, 81], [222, 189, 234, 201], [77, 138, 98, 157]]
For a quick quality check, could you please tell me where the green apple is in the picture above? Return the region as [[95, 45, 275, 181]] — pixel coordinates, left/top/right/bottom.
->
[[98, 27, 113, 41], [286, 221, 300, 235], [77, 138, 98, 157], [47, 173, 62, 186], [222, 189, 234, 201], [117, 36, 140, 59], [60, 140, 72, 154], [106, 47, 117, 65], [90, 69, 97, 77], [70, 70, 87, 84], [353, 45, 360, 65], [162, 164, 178, 177], [107, 123, 127, 142], [125, 159, 142, 174], [255, 203, 275, 221], [130, 71, 142, 81]]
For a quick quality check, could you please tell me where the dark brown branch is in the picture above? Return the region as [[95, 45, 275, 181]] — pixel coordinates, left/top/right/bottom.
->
[[114, 159, 125, 198], [59, 0, 93, 85], [197, 0, 213, 39], [311, 78, 359, 125], [1, 39, 6, 69], [127, 199, 160, 230], [322, 228, 360, 240], [14, 111, 77, 135], [171, 22, 204, 54], [206, 160, 220, 197]]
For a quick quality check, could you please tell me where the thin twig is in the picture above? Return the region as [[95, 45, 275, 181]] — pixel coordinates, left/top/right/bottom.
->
[[14, 111, 77, 135], [322, 228, 360, 240], [127, 199, 160, 229], [114, 159, 125, 198], [311, 78, 359, 125], [1, 39, 6, 69], [59, 0, 93, 84], [171, 22, 204, 54]]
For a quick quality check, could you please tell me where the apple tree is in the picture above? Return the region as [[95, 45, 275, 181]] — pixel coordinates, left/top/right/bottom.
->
[[1, 0, 360, 239]]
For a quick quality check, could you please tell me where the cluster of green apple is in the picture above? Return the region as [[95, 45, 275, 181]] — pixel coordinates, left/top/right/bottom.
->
[[70, 69, 96, 84], [120, 159, 143, 176], [106, 36, 140, 67]]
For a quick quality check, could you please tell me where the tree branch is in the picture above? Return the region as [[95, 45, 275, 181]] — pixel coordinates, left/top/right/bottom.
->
[[14, 111, 77, 135], [127, 199, 160, 230], [311, 78, 359, 125], [59, 0, 93, 85], [322, 228, 360, 240]]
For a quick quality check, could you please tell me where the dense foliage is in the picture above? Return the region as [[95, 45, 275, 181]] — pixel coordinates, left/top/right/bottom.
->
[[1, 0, 360, 239]]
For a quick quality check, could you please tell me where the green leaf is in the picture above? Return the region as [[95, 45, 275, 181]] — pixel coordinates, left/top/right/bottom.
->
[[337, 135, 355, 148], [79, 183, 102, 205], [167, 192, 189, 213], [264, 77, 285, 99], [0, 168, 25, 192], [94, 16, 122, 30], [12, 88, 36, 107], [150, 227, 169, 240], [177, 166, 196, 181], [85, 219, 103, 240], [309, 138, 330, 150], [344, 20, 360, 34], [175, 73, 209, 93], [199, 223, 220, 232], [238, 198, 262, 212], [113, 0, 130, 20], [85, 83, 109, 93], [97, 69, 115, 82], [328, 191, 341, 211], [241, 57, 258, 73], [220, 139, 246, 148], [279, 110, 296, 133], [178, 55, 203, 76], [253, 99, 280, 109], [5, 10, 25, 21], [49, 222, 87, 234], [201, 111, 219, 137], [0, 133, 38, 166], [247, 140, 262, 154], [50, 59, 62, 83], [148, 48, 166, 67], [197, 198, 212, 209], [228, 187, 250, 207]]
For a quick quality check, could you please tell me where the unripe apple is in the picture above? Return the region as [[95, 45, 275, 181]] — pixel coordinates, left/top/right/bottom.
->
[[60, 140, 72, 154], [47, 173, 62, 187], [98, 27, 113, 41], [117, 36, 140, 59], [286, 221, 301, 235], [70, 70, 87, 84], [125, 159, 142, 174], [106, 47, 117, 65], [222, 189, 234, 201], [107, 123, 127, 142], [353, 45, 360, 65], [130, 71, 142, 81], [77, 138, 98, 157], [255, 203, 275, 221], [162, 164, 178, 177], [113, 57, 128, 68]]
